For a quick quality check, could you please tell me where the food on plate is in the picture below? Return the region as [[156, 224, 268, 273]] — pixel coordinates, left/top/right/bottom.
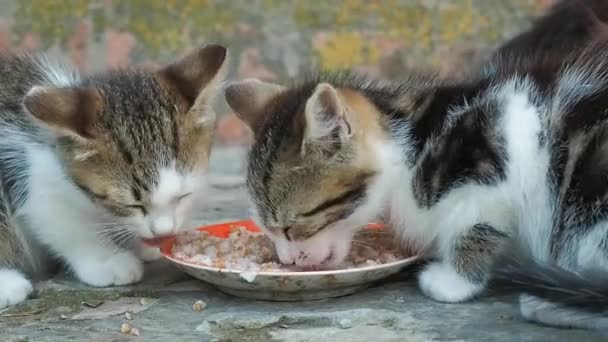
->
[[171, 225, 406, 272]]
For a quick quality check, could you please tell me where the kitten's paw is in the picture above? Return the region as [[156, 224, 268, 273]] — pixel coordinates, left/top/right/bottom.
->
[[418, 262, 484, 303], [135, 241, 163, 262], [74, 252, 144, 287], [0, 269, 34, 309]]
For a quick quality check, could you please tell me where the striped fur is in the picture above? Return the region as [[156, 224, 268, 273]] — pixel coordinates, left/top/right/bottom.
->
[[0, 44, 227, 309]]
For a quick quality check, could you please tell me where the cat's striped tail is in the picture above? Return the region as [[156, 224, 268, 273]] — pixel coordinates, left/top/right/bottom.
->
[[493, 256, 608, 330]]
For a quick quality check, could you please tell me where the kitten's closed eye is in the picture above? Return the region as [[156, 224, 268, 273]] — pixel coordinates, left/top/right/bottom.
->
[[124, 203, 145, 211], [300, 185, 367, 218], [173, 192, 193, 204], [83, 188, 147, 215], [89, 192, 140, 208], [108, 199, 146, 214]]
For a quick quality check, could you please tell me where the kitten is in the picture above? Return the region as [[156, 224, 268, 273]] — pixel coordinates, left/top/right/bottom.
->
[[225, 34, 608, 332], [0, 44, 227, 309]]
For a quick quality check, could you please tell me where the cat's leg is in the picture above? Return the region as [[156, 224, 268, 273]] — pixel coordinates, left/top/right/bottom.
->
[[0, 222, 33, 309], [419, 223, 509, 302], [49, 227, 144, 286], [0, 269, 33, 309], [26, 208, 144, 287], [0, 186, 33, 308]]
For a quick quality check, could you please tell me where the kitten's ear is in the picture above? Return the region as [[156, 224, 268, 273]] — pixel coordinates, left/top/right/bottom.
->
[[157, 44, 227, 109], [225, 78, 285, 134], [23, 85, 103, 139], [304, 83, 352, 144]]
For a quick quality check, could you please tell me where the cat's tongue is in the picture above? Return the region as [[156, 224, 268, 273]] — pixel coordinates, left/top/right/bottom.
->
[[141, 237, 170, 247]]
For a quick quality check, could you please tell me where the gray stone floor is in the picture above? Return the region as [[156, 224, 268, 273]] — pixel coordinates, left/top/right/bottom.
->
[[1, 146, 606, 342]]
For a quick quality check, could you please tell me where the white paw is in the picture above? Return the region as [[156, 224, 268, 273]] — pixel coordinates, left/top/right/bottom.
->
[[418, 262, 485, 303], [73, 251, 144, 287], [135, 241, 164, 262], [0, 269, 34, 309]]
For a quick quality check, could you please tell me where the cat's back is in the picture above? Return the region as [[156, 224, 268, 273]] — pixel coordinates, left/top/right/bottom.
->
[[0, 54, 77, 112], [493, 0, 608, 61], [0, 53, 77, 141]]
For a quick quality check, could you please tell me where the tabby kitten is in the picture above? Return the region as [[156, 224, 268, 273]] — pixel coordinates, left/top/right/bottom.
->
[[0, 44, 226, 309], [225, 38, 608, 330]]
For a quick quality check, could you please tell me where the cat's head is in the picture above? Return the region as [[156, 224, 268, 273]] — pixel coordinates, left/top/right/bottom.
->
[[225, 77, 400, 268], [23, 44, 227, 241]]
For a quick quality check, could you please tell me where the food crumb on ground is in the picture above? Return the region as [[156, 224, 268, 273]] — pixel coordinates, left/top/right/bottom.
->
[[120, 323, 132, 334], [139, 298, 153, 306], [124, 312, 133, 320], [121, 322, 140, 336], [192, 300, 207, 311], [338, 318, 353, 329]]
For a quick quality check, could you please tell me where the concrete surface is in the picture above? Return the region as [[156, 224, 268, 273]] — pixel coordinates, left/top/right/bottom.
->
[[1, 145, 606, 342]]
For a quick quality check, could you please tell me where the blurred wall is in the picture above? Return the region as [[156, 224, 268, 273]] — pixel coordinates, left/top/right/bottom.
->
[[0, 0, 554, 143]]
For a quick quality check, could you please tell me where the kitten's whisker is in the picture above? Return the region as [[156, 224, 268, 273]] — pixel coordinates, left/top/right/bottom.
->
[[114, 232, 136, 246], [351, 242, 379, 250], [104, 229, 137, 247], [98, 228, 131, 236], [98, 226, 136, 241], [351, 239, 380, 248]]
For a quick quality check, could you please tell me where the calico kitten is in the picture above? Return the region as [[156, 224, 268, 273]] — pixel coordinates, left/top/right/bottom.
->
[[225, 33, 608, 332], [0, 44, 227, 309]]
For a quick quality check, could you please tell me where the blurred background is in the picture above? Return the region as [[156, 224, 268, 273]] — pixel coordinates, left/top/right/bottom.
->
[[0, 0, 554, 145]]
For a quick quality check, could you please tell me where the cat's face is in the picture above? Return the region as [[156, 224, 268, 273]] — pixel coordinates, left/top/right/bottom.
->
[[23, 45, 227, 241], [226, 79, 389, 268]]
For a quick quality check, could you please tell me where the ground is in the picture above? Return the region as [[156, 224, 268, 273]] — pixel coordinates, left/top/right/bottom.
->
[[1, 146, 606, 342]]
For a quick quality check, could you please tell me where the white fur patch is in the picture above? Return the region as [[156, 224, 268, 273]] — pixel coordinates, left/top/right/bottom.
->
[[152, 167, 185, 206], [145, 166, 206, 237], [418, 262, 485, 303], [0, 269, 33, 309], [20, 144, 144, 286], [34, 55, 79, 87], [70, 251, 143, 287], [576, 224, 608, 270], [498, 84, 553, 263], [21, 144, 109, 249]]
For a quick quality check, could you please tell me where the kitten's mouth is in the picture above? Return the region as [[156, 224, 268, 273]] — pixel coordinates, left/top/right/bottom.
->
[[292, 248, 335, 271], [300, 250, 336, 271], [141, 237, 171, 247], [322, 249, 335, 264]]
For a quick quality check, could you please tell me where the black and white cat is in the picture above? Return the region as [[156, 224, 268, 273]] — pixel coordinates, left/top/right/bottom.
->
[[224, 1, 608, 330]]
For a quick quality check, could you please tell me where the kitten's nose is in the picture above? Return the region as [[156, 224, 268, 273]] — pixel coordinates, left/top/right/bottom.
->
[[151, 216, 176, 236]]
